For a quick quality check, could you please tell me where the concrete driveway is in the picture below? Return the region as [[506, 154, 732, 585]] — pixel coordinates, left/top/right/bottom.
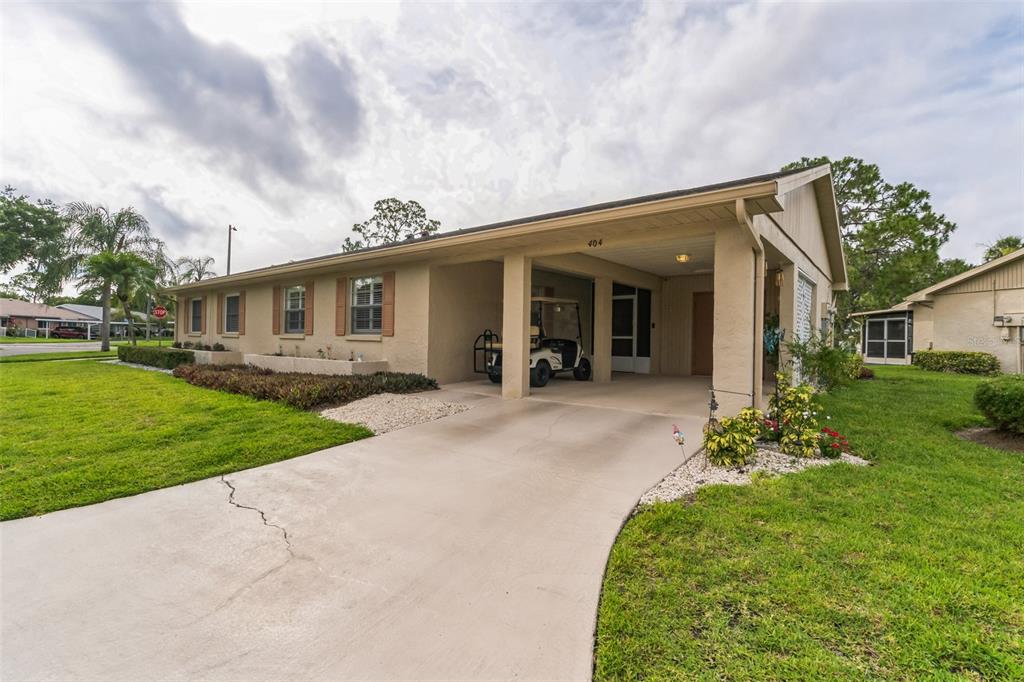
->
[[1, 388, 703, 680]]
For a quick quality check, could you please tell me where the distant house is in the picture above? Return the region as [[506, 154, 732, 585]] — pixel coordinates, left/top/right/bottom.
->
[[852, 248, 1024, 373], [0, 299, 173, 338], [0, 299, 94, 335]]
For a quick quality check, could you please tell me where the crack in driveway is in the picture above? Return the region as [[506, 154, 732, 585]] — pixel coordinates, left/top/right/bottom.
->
[[220, 476, 293, 556]]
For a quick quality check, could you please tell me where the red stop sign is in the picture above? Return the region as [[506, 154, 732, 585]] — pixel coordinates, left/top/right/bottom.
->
[[152, 306, 167, 319]]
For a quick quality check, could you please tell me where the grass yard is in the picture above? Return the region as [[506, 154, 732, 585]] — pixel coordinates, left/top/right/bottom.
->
[[0, 351, 117, 363], [0, 360, 370, 520], [595, 366, 1024, 680], [0, 336, 86, 343]]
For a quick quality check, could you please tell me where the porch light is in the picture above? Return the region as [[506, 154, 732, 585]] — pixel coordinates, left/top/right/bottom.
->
[[675, 253, 690, 263]]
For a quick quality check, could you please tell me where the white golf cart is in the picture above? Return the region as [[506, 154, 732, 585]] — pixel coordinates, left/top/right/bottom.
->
[[474, 297, 592, 388]]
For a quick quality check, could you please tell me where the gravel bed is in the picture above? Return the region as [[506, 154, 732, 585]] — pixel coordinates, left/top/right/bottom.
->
[[640, 445, 869, 505], [320, 392, 472, 434], [100, 360, 173, 374]]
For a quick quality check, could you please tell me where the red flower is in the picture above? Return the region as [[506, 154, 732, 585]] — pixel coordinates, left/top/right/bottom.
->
[[831, 442, 839, 449]]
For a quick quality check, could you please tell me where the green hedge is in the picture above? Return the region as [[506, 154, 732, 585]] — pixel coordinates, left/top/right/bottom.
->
[[173, 364, 438, 409], [912, 350, 1000, 375], [974, 375, 1024, 434], [117, 345, 195, 369]]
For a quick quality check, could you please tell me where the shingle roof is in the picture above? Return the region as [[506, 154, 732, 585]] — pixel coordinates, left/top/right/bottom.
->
[[0, 299, 94, 320], [176, 165, 818, 288]]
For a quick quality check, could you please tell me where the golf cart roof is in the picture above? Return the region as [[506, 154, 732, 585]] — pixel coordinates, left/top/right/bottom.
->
[[531, 297, 579, 305]]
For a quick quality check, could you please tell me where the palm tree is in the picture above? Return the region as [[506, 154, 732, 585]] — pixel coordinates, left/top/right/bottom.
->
[[81, 252, 159, 347], [982, 235, 1024, 262], [63, 203, 166, 351], [174, 255, 217, 283]]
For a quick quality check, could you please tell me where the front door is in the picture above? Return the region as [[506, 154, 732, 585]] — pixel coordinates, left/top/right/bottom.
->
[[692, 292, 713, 376], [611, 283, 651, 373]]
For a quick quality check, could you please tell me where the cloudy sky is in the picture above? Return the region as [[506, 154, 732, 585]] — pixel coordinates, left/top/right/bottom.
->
[[2, 1, 1022, 275]]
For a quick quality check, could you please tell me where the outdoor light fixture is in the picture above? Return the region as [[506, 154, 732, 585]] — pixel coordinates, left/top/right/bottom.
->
[[675, 253, 691, 263]]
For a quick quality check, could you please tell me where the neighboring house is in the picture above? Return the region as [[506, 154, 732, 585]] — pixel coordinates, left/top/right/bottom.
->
[[0, 299, 95, 335], [167, 166, 847, 414], [852, 248, 1024, 373]]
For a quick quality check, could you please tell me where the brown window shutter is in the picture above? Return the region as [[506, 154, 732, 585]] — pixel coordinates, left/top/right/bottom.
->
[[216, 293, 224, 335], [176, 296, 185, 337], [200, 296, 207, 334], [381, 271, 395, 337], [304, 280, 315, 335], [335, 277, 348, 336], [272, 286, 281, 335], [238, 291, 246, 335]]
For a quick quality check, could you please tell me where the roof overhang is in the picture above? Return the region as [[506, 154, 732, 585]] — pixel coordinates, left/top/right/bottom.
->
[[165, 174, 798, 293]]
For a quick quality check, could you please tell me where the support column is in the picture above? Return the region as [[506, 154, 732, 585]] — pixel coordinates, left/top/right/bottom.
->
[[778, 262, 797, 371], [753, 251, 765, 409], [501, 254, 532, 399], [592, 276, 612, 382], [712, 227, 757, 415]]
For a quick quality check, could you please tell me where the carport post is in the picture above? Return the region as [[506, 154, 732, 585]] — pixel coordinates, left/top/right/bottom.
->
[[592, 276, 612, 382], [501, 254, 532, 399]]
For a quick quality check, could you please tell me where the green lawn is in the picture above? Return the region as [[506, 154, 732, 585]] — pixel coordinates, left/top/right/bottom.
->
[[595, 366, 1024, 680], [0, 351, 117, 363], [0, 361, 370, 520], [0, 336, 86, 343]]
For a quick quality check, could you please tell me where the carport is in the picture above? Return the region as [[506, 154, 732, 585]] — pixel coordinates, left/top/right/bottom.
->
[[427, 165, 845, 416]]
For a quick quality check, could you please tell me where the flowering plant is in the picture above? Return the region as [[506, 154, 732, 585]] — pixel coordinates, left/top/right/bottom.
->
[[818, 427, 850, 459]]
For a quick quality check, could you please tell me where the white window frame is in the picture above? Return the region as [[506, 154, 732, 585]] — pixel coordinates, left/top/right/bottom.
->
[[350, 275, 383, 334], [284, 285, 305, 335], [224, 293, 240, 334], [190, 298, 202, 334]]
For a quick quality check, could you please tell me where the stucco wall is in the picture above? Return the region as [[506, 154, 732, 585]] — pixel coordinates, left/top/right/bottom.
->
[[532, 269, 594, 354], [659, 274, 713, 376], [427, 261, 503, 384], [926, 288, 1024, 373], [177, 263, 431, 375]]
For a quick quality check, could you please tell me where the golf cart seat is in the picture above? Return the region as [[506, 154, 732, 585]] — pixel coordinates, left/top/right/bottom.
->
[[481, 326, 542, 351]]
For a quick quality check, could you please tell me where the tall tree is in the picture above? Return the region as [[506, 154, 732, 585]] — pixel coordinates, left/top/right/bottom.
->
[[982, 235, 1024, 262], [782, 156, 969, 339], [342, 198, 441, 252], [0, 187, 70, 301], [174, 255, 217, 283], [81, 252, 159, 346], [64, 203, 166, 351]]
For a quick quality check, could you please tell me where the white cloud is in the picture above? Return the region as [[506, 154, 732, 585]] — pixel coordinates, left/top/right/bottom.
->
[[1, 0, 1020, 277]]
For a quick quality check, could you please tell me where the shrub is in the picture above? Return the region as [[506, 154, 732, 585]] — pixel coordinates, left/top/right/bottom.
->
[[913, 350, 1000, 375], [858, 365, 875, 380], [212, 343, 226, 352], [117, 345, 195, 369], [182, 341, 194, 349], [818, 427, 851, 459], [703, 407, 762, 467], [770, 372, 821, 458], [786, 334, 859, 391], [974, 375, 1024, 434], [172, 364, 439, 410], [171, 341, 182, 349]]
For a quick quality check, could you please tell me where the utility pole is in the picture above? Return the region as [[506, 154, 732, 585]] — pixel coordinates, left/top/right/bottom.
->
[[227, 224, 238, 275]]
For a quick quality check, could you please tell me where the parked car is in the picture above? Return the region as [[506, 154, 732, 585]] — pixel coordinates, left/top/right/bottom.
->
[[49, 326, 87, 339]]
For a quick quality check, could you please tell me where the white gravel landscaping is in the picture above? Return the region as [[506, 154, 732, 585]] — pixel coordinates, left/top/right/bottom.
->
[[320, 392, 472, 434], [100, 359, 173, 374], [639, 444, 869, 505]]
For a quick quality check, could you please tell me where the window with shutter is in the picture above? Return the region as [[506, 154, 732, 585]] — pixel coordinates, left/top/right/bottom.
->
[[350, 276, 383, 334]]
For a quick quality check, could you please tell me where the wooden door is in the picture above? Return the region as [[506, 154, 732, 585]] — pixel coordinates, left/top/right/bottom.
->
[[691, 292, 714, 376]]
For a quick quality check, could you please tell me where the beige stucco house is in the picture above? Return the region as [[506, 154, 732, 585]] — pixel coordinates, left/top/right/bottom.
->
[[167, 166, 846, 415], [853, 247, 1024, 374]]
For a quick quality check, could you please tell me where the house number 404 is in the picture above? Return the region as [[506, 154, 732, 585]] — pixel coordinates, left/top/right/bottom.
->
[[587, 239, 603, 248]]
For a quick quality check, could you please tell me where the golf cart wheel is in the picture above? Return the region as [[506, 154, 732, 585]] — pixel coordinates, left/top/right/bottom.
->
[[530, 360, 552, 388], [487, 372, 502, 384], [573, 357, 592, 381]]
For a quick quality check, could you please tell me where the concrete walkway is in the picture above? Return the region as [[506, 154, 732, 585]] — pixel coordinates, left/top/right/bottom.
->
[[1, 388, 703, 680]]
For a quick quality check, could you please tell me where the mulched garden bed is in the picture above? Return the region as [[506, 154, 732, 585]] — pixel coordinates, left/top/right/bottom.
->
[[956, 427, 1024, 453]]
